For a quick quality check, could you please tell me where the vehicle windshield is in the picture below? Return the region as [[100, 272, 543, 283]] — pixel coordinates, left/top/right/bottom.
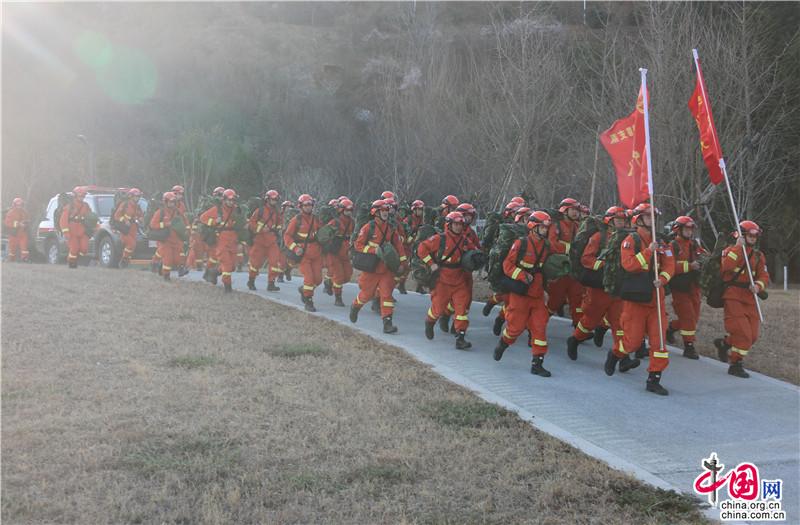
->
[[92, 195, 116, 218]]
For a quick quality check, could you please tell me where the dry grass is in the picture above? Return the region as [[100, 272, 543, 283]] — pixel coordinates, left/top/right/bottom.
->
[[2, 264, 707, 524], [471, 278, 799, 385]]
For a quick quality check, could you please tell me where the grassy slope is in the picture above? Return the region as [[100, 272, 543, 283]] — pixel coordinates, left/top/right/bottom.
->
[[1, 264, 706, 524]]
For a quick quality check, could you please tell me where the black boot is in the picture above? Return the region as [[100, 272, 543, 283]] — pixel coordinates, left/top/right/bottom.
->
[[371, 298, 380, 313], [349, 304, 361, 323], [334, 294, 345, 307], [224, 281, 233, 293], [415, 284, 426, 294], [202, 268, 210, 282], [178, 266, 189, 277], [383, 316, 398, 334], [398, 281, 407, 295], [247, 278, 257, 291], [593, 326, 608, 347], [150, 261, 159, 273], [304, 297, 316, 312], [439, 315, 450, 333], [277, 274, 285, 283], [683, 342, 699, 360], [267, 281, 280, 292], [206, 269, 219, 285], [425, 320, 435, 340], [618, 355, 641, 373], [119, 258, 129, 269], [728, 362, 750, 378], [635, 341, 648, 359], [714, 338, 730, 363], [482, 302, 495, 317], [163, 272, 171, 281], [530, 356, 551, 377], [492, 315, 504, 336], [323, 278, 333, 296], [285, 270, 292, 281], [566, 336, 579, 361], [455, 331, 472, 350], [557, 305, 565, 318], [68, 259, 78, 269], [604, 350, 619, 376], [666, 324, 678, 344], [493, 340, 509, 361], [450, 321, 457, 334], [646, 372, 669, 396]]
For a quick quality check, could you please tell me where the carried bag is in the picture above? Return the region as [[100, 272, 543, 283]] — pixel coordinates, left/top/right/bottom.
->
[[461, 249, 487, 272], [147, 228, 170, 241], [378, 243, 402, 274], [543, 253, 571, 283], [351, 251, 379, 272]]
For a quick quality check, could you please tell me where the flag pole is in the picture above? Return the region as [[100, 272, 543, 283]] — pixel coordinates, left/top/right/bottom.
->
[[692, 49, 763, 322], [639, 68, 665, 353]]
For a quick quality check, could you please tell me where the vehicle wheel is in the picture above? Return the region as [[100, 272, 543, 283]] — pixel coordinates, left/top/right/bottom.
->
[[46, 239, 60, 265], [98, 235, 119, 268]]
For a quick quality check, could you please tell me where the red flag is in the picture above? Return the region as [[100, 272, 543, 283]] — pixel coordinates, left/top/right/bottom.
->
[[600, 87, 650, 208], [688, 52, 724, 185]]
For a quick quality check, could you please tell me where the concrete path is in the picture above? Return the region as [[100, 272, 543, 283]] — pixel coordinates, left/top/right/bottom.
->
[[186, 271, 799, 521]]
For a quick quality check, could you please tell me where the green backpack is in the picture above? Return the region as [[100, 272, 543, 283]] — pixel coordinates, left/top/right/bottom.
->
[[570, 216, 607, 287], [350, 202, 371, 243], [481, 211, 503, 251], [700, 233, 765, 308], [318, 204, 338, 225], [486, 223, 527, 292], [599, 228, 636, 297]]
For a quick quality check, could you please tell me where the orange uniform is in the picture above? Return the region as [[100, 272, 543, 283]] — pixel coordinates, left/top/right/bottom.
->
[[547, 217, 585, 323], [59, 199, 92, 267], [720, 244, 769, 363], [616, 227, 675, 372], [668, 237, 706, 345], [186, 222, 208, 270], [4, 207, 30, 262], [113, 199, 144, 264], [500, 234, 552, 356], [284, 212, 322, 298], [149, 206, 189, 278], [352, 218, 406, 317], [248, 203, 284, 284], [200, 204, 243, 286], [325, 214, 354, 296], [418, 228, 472, 333]]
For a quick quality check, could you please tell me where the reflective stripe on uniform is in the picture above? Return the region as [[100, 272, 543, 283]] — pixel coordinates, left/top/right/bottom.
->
[[399, 256, 407, 261], [592, 260, 603, 270], [455, 314, 469, 321], [660, 271, 671, 281], [727, 251, 738, 260], [383, 301, 394, 307], [422, 255, 432, 263], [519, 260, 533, 268], [288, 242, 297, 250], [270, 267, 283, 272], [333, 283, 343, 289], [511, 267, 522, 279], [618, 340, 627, 354], [679, 330, 696, 336], [362, 246, 370, 253], [635, 252, 648, 269], [562, 241, 571, 253], [682, 261, 689, 273], [222, 272, 232, 277], [732, 346, 749, 356], [755, 280, 765, 290], [303, 285, 314, 290], [163, 266, 172, 271], [533, 339, 547, 347], [577, 322, 591, 334], [427, 307, 436, 320], [653, 351, 669, 359], [615, 330, 624, 336]]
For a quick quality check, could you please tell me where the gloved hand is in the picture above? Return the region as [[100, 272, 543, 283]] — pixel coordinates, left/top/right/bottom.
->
[[524, 272, 534, 285], [295, 247, 304, 256]]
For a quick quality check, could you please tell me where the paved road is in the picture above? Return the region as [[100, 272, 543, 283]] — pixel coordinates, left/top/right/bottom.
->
[[186, 271, 799, 521]]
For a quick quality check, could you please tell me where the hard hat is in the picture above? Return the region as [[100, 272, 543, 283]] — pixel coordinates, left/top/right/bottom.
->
[[338, 198, 354, 211], [527, 210, 552, 230], [445, 211, 465, 224], [163, 191, 178, 202], [297, 194, 314, 206], [12, 197, 24, 207], [603, 206, 627, 225], [370, 199, 389, 216], [411, 199, 425, 210], [456, 203, 476, 216], [510, 196, 526, 205], [222, 189, 238, 200], [264, 189, 280, 200], [739, 220, 762, 236], [171, 185, 185, 194], [381, 191, 396, 201], [441, 195, 459, 208], [212, 187, 225, 197], [514, 207, 532, 223], [672, 215, 696, 231], [558, 197, 580, 213], [631, 202, 660, 220], [128, 188, 143, 197], [281, 200, 294, 208]]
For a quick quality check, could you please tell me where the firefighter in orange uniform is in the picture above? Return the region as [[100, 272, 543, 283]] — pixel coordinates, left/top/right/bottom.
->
[[566, 206, 627, 360], [278, 200, 295, 282], [714, 221, 769, 379], [418, 211, 474, 349], [322, 198, 341, 296], [247, 189, 284, 292], [482, 199, 526, 333], [325, 197, 355, 306], [349, 199, 407, 333], [200, 189, 242, 292], [4, 197, 30, 262], [172, 185, 187, 214], [186, 218, 208, 271], [59, 187, 93, 269], [284, 194, 322, 311], [112, 188, 144, 268], [149, 192, 189, 281], [546, 197, 585, 324], [201, 186, 227, 280], [605, 203, 675, 396], [436, 194, 460, 230], [400, 199, 426, 294], [492, 210, 554, 377], [665, 216, 707, 360]]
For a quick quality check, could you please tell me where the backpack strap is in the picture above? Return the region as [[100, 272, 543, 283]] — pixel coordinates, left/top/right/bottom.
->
[[437, 232, 464, 268]]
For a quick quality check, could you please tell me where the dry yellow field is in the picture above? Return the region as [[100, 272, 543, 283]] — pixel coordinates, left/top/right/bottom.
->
[[2, 264, 707, 524]]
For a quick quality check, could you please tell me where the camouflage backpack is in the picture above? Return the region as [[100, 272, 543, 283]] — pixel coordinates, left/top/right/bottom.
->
[[485, 223, 527, 292], [570, 216, 607, 287], [318, 204, 338, 225], [350, 202, 371, 243], [599, 227, 636, 297], [481, 211, 503, 251]]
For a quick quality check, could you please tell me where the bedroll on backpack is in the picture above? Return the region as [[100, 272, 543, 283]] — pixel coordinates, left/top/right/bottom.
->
[[317, 223, 341, 253], [461, 250, 487, 272], [570, 216, 606, 288], [318, 205, 338, 225], [543, 254, 570, 282], [486, 223, 527, 293], [481, 211, 502, 250], [414, 223, 439, 244], [351, 202, 371, 243]]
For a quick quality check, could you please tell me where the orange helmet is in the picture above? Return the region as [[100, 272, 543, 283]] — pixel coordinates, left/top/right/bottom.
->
[[338, 195, 349, 202], [381, 191, 396, 201], [527, 210, 552, 230], [445, 211, 465, 225], [128, 188, 143, 197], [672, 215, 696, 232], [338, 198, 354, 212], [171, 185, 185, 194], [222, 189, 237, 200], [603, 206, 627, 225], [456, 202, 476, 216], [580, 204, 590, 215], [328, 198, 339, 206], [212, 186, 225, 197], [510, 196, 526, 206], [503, 202, 522, 218], [558, 197, 580, 213], [411, 199, 425, 210], [739, 220, 762, 236], [441, 195, 459, 209], [73, 186, 87, 197], [163, 191, 178, 203], [12, 197, 24, 207], [370, 199, 389, 216], [281, 200, 294, 209], [384, 196, 397, 209], [297, 194, 314, 206], [631, 202, 660, 222], [264, 189, 280, 201], [514, 207, 532, 223]]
